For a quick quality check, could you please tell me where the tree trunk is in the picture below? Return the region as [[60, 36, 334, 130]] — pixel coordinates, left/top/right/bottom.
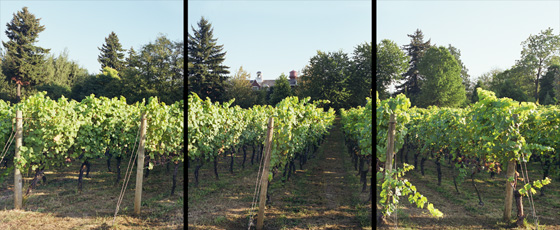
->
[[436, 160, 442, 186], [40, 167, 46, 184], [472, 173, 484, 206], [105, 149, 111, 172], [453, 175, 460, 194], [78, 162, 87, 192], [290, 160, 295, 174], [25, 169, 41, 196], [230, 149, 234, 174], [213, 156, 219, 180], [358, 157, 364, 176], [420, 157, 426, 176], [85, 161, 91, 178], [515, 189, 524, 227], [404, 143, 409, 164], [361, 169, 368, 192], [194, 160, 202, 187], [171, 162, 179, 195], [535, 66, 542, 101], [242, 145, 247, 169]]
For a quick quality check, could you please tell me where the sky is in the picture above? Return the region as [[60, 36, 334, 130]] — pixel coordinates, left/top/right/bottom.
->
[[188, 0, 372, 80], [0, 0, 183, 75], [377, 0, 560, 85]]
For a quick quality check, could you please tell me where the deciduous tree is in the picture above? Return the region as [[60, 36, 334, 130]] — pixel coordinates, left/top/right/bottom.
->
[[417, 46, 465, 108], [376, 40, 406, 100], [299, 50, 351, 111], [519, 27, 560, 100], [224, 66, 256, 108], [269, 73, 292, 106]]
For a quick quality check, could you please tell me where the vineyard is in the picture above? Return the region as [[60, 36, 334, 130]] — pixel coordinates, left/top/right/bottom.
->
[[0, 92, 184, 229], [376, 89, 560, 229], [187, 93, 373, 229]]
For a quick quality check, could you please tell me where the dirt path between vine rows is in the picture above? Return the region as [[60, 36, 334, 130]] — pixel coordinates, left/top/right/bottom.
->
[[187, 118, 372, 229]]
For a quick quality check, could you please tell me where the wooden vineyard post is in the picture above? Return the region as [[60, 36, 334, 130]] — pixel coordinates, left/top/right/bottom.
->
[[385, 113, 396, 178], [14, 110, 22, 209], [257, 117, 274, 230], [504, 114, 519, 222], [504, 160, 516, 221], [379, 113, 396, 224], [134, 113, 147, 215]]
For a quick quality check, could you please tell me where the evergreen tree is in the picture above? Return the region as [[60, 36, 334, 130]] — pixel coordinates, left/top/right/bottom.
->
[[395, 29, 431, 106], [125, 46, 139, 68], [98, 31, 126, 72], [417, 46, 465, 108], [2, 7, 50, 102], [269, 73, 292, 106], [188, 16, 230, 102]]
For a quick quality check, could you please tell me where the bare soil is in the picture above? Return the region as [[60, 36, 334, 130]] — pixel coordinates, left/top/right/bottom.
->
[[187, 118, 373, 229], [377, 155, 560, 229], [0, 157, 184, 229]]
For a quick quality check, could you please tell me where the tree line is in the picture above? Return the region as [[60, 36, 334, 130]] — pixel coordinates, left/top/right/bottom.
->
[[0, 7, 183, 105], [377, 28, 560, 107], [188, 16, 372, 110]]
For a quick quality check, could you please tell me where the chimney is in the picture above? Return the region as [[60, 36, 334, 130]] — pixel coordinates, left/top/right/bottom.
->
[[289, 70, 297, 79]]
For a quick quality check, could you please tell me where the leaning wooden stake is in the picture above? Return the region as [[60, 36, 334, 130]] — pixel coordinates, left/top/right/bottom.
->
[[134, 113, 148, 215], [14, 110, 22, 209], [257, 117, 274, 230]]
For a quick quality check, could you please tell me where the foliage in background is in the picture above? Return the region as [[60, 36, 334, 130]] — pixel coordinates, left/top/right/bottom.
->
[[518, 27, 560, 100], [417, 46, 466, 108], [395, 29, 431, 107], [98, 31, 126, 72], [223, 66, 256, 108], [376, 40, 407, 100], [2, 7, 51, 102], [188, 16, 230, 103], [269, 73, 292, 106]]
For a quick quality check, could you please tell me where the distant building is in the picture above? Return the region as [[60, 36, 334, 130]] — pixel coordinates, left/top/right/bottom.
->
[[250, 70, 298, 90]]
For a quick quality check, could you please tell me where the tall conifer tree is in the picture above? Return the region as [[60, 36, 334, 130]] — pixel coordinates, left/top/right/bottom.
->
[[395, 29, 431, 106], [188, 16, 230, 102], [98, 31, 126, 72], [2, 7, 50, 102]]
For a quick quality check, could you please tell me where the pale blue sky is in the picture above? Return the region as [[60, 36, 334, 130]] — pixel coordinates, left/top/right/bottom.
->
[[377, 0, 560, 82], [188, 0, 372, 80], [0, 1, 183, 75]]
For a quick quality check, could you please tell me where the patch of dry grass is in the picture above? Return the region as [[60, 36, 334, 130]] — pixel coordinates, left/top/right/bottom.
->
[[0, 157, 183, 229]]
